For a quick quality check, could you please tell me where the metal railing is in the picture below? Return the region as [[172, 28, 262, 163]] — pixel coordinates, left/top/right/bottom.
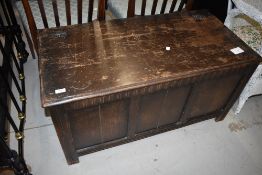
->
[[0, 0, 31, 174]]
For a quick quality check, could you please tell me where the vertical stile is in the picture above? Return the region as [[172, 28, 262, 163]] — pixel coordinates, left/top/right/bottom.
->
[[127, 0, 135, 17], [160, 0, 168, 14], [21, 0, 38, 50], [178, 0, 186, 11], [37, 0, 48, 28], [88, 0, 94, 22], [185, 0, 194, 10], [65, 0, 71, 25], [97, 0, 106, 21], [151, 0, 158, 15], [105, 0, 108, 9], [141, 0, 147, 16], [77, 0, 83, 24], [52, 0, 60, 27], [169, 0, 178, 13]]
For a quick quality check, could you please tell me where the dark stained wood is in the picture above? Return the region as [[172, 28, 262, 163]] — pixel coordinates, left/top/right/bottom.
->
[[97, 0, 106, 21], [65, 0, 71, 25], [69, 106, 101, 149], [19, 0, 104, 53], [37, 0, 48, 28], [151, 0, 158, 15], [50, 106, 79, 164], [190, 0, 228, 22], [158, 86, 191, 127], [178, 0, 185, 11], [38, 11, 260, 107], [77, 0, 83, 24], [0, 13, 4, 26], [185, 0, 194, 11], [183, 74, 242, 120], [127, 96, 141, 138], [100, 100, 129, 142], [127, 0, 136, 18], [169, 0, 178, 13], [21, 0, 38, 50], [141, 0, 147, 16], [136, 91, 165, 133], [88, 0, 94, 22], [38, 11, 261, 164], [105, 0, 108, 9], [160, 0, 168, 14], [51, 0, 60, 27], [215, 65, 257, 122]]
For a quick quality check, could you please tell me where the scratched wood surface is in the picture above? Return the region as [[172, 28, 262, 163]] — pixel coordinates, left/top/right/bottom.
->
[[38, 10, 261, 107]]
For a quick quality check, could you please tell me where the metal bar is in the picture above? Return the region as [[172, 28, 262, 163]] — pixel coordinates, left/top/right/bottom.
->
[[4, 0, 29, 62], [0, 3, 31, 174], [0, 28, 22, 73], [0, 100, 20, 133], [0, 40, 23, 95], [0, 0, 11, 26], [19, 61, 26, 132], [0, 68, 22, 113], [10, 46, 22, 74], [0, 12, 4, 26]]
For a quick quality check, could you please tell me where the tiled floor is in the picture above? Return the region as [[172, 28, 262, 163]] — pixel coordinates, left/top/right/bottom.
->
[[8, 57, 262, 175]]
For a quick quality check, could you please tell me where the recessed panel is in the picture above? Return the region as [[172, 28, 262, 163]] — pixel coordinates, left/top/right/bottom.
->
[[100, 100, 129, 142], [136, 91, 166, 133], [158, 86, 191, 127], [69, 106, 101, 149], [184, 73, 242, 119]]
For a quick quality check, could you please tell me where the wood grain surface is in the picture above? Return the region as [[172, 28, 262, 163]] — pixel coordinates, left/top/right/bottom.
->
[[38, 10, 261, 108]]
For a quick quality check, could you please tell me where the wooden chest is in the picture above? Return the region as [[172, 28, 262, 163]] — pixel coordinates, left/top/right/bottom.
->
[[38, 10, 260, 164]]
